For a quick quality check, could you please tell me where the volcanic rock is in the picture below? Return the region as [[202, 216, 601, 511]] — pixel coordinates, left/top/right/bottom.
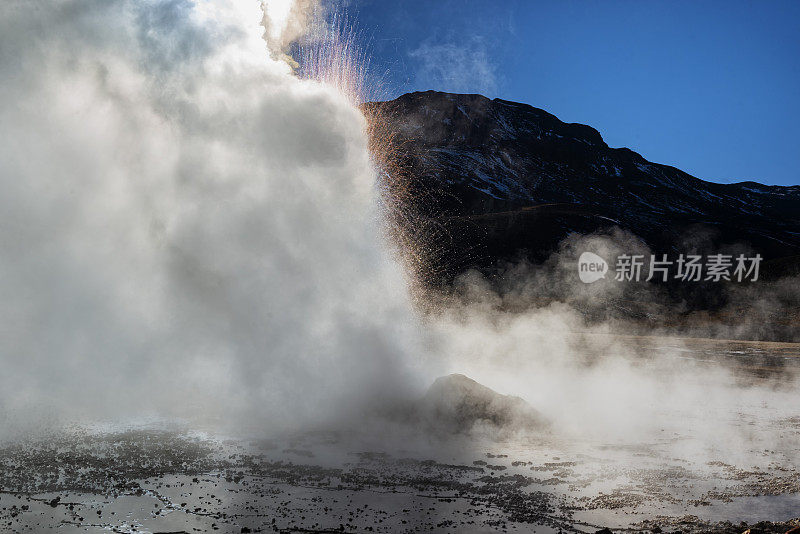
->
[[416, 374, 547, 434]]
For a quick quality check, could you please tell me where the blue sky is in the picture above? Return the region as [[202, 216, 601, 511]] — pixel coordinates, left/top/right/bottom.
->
[[350, 1, 800, 186]]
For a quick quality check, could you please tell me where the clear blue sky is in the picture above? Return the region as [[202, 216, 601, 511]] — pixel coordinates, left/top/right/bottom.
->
[[350, 0, 800, 186]]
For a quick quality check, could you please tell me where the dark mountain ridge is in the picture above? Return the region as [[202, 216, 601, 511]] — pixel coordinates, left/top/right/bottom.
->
[[364, 91, 800, 281]]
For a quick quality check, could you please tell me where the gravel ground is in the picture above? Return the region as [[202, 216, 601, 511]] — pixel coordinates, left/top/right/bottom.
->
[[0, 425, 797, 534], [1, 338, 798, 533]]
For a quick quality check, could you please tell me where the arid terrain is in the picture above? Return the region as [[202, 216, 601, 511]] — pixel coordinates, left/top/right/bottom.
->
[[2, 337, 798, 534]]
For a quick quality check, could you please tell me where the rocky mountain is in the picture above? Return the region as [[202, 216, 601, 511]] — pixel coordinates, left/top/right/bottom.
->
[[364, 91, 800, 284]]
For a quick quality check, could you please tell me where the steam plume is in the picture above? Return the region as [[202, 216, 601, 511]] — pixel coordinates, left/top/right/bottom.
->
[[0, 0, 423, 437]]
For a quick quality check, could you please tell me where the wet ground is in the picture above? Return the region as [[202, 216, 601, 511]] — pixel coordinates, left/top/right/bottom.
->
[[1, 425, 798, 534], [1, 338, 799, 533]]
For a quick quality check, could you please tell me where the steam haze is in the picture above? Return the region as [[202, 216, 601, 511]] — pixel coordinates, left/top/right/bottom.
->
[[0, 3, 799, 532], [0, 0, 425, 437], [0, 0, 797, 479]]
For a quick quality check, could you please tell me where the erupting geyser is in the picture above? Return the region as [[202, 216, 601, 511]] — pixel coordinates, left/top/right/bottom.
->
[[1, 2, 799, 531], [0, 0, 425, 437]]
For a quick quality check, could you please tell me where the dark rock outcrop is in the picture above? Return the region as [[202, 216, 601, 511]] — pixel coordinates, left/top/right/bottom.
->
[[416, 374, 547, 434]]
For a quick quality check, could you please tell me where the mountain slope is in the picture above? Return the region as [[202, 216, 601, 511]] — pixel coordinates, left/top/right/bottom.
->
[[365, 91, 800, 279]]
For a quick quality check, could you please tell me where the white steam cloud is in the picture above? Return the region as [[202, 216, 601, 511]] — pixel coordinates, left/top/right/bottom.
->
[[425, 231, 799, 463], [0, 0, 424, 436], [409, 36, 499, 97], [262, 0, 321, 63]]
